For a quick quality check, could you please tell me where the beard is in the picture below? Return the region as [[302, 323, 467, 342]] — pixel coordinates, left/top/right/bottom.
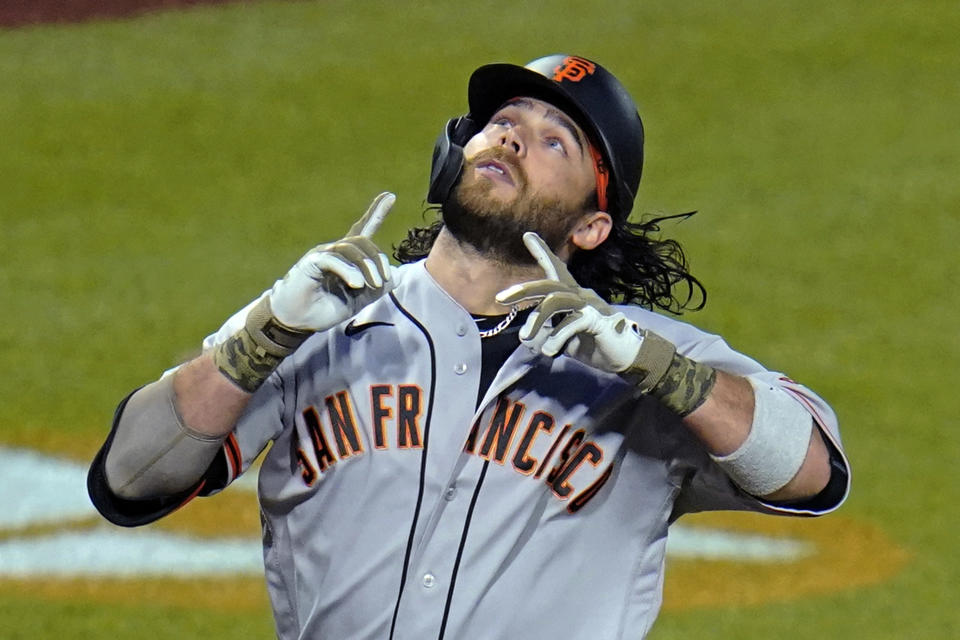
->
[[441, 148, 586, 265]]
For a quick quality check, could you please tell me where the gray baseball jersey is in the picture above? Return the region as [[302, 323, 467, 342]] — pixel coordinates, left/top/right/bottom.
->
[[95, 260, 850, 639]]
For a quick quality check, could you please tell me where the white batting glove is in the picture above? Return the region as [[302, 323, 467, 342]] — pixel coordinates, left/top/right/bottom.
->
[[268, 191, 396, 331], [213, 192, 396, 392], [497, 232, 718, 416], [495, 232, 644, 374]]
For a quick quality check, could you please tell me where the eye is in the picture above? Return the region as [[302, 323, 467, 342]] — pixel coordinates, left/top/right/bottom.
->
[[490, 115, 514, 128], [545, 137, 567, 155]]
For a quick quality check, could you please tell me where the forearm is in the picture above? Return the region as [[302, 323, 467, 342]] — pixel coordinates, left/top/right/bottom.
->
[[682, 370, 831, 501], [623, 329, 831, 501], [680, 371, 753, 456], [104, 354, 251, 499], [174, 352, 254, 437]]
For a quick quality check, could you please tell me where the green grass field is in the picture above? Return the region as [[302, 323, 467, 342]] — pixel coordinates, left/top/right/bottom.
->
[[1, 0, 958, 637]]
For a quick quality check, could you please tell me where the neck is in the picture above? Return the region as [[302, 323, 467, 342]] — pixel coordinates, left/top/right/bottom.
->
[[424, 228, 543, 315]]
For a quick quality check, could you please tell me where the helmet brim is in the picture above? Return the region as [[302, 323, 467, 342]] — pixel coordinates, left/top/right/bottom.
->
[[467, 63, 607, 156]]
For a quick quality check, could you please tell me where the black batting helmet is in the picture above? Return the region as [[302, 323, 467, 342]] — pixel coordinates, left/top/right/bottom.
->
[[427, 54, 645, 219]]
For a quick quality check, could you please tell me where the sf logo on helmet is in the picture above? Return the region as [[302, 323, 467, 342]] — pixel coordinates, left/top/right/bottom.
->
[[552, 56, 596, 83]]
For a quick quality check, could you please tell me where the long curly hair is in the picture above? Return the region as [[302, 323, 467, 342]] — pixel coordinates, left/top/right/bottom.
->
[[393, 207, 706, 315]]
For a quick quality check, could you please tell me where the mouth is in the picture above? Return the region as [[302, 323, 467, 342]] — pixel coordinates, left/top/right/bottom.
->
[[475, 159, 515, 186]]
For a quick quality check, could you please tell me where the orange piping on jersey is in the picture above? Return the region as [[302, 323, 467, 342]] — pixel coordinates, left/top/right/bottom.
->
[[779, 377, 828, 429], [224, 433, 242, 481], [171, 480, 207, 515]]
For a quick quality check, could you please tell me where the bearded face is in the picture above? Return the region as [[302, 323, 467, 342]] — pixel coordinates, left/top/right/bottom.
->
[[442, 147, 588, 265]]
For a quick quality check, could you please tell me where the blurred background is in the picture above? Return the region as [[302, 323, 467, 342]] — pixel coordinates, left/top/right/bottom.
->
[[0, 0, 957, 637]]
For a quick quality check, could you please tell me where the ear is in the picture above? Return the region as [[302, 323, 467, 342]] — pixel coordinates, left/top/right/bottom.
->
[[569, 211, 613, 251]]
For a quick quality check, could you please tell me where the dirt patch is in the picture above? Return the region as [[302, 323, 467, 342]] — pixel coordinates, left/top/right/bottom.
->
[[0, 0, 247, 28]]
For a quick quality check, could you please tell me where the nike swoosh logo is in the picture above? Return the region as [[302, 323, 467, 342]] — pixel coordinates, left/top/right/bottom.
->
[[344, 320, 395, 337]]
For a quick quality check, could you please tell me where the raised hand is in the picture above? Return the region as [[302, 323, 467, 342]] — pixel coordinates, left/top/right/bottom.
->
[[269, 191, 396, 332], [497, 232, 716, 416], [214, 192, 396, 392], [495, 232, 643, 374]]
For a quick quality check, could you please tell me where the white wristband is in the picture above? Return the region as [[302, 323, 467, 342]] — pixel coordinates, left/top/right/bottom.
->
[[710, 378, 813, 496]]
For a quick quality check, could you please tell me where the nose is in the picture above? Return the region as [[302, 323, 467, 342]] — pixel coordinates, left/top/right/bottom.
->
[[498, 127, 524, 156]]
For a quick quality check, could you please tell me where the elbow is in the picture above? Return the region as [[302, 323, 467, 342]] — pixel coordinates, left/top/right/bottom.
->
[[760, 427, 832, 502]]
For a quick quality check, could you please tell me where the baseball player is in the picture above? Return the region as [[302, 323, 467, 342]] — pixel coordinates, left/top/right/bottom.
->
[[89, 54, 850, 639]]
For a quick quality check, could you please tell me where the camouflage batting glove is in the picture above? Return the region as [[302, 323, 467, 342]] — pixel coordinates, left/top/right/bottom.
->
[[214, 192, 396, 392], [496, 232, 716, 417]]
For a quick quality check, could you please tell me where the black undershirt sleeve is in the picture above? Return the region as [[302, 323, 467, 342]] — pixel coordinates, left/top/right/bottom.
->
[[762, 433, 848, 511]]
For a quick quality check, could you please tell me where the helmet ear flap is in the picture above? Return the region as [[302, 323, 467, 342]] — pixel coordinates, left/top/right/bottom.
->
[[427, 115, 479, 205]]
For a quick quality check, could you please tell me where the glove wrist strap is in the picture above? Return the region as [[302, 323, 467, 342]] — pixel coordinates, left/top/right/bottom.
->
[[624, 330, 717, 417], [213, 297, 313, 393], [245, 297, 314, 356]]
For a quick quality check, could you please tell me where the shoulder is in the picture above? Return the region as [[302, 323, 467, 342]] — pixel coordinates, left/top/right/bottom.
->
[[617, 305, 720, 351], [388, 260, 423, 287], [616, 305, 770, 376]]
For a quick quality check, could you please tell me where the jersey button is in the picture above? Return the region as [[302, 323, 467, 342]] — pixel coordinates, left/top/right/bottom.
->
[[422, 573, 436, 588], [444, 486, 457, 501], [456, 324, 467, 337], [454, 362, 468, 375]]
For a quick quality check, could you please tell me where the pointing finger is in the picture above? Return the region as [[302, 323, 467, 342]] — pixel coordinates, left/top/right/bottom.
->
[[348, 192, 397, 238], [521, 232, 560, 280], [522, 232, 576, 285]]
